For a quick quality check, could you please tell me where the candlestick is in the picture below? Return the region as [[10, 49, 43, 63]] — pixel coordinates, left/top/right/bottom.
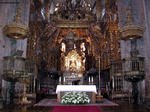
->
[[99, 57, 101, 89], [97, 57, 103, 95]]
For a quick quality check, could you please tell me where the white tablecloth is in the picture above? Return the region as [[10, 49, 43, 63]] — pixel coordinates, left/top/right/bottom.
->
[[56, 85, 97, 94]]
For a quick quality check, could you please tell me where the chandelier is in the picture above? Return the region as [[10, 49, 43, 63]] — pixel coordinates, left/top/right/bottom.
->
[[3, 2, 29, 39], [120, 7, 144, 40]]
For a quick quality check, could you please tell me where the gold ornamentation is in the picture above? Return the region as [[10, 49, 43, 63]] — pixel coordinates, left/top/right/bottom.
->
[[51, 0, 95, 28], [120, 25, 144, 40], [54, 19, 94, 28], [63, 50, 85, 73], [3, 3, 29, 39], [120, 7, 144, 40]]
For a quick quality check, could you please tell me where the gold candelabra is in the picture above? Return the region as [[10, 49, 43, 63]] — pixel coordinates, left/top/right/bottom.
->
[[18, 76, 31, 104]]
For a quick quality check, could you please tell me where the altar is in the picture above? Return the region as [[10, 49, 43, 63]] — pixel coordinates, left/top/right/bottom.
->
[[56, 85, 97, 103]]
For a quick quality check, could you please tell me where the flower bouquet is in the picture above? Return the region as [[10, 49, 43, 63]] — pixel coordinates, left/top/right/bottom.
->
[[61, 91, 90, 104]]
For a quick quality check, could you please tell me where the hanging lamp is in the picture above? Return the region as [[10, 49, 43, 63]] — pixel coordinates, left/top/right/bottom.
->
[[120, 7, 143, 40], [3, 2, 29, 39]]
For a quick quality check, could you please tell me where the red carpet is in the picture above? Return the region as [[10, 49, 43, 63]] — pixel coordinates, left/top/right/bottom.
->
[[51, 106, 102, 112]]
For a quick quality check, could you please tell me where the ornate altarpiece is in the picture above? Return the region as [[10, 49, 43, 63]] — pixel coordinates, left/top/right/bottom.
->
[[27, 0, 121, 88]]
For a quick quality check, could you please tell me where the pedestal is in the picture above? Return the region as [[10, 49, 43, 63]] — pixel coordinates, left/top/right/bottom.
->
[[124, 73, 145, 105], [132, 82, 139, 104]]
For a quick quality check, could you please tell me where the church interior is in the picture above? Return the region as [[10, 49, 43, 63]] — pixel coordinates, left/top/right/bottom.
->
[[0, 0, 150, 112]]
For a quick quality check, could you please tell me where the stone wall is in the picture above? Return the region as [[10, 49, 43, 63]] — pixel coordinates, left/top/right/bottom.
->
[[143, 0, 150, 98]]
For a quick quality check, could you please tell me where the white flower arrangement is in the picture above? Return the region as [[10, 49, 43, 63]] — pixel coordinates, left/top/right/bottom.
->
[[61, 91, 90, 104]]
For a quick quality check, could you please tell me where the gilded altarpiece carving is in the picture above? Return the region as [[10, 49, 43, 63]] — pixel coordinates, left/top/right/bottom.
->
[[26, 0, 121, 82]]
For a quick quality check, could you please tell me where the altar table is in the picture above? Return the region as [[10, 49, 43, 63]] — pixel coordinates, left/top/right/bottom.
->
[[56, 85, 97, 103]]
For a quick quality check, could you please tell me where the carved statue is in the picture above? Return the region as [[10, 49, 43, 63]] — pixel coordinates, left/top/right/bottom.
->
[[66, 0, 73, 10]]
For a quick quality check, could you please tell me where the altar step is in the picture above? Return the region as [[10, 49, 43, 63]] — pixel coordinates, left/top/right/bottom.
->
[[0, 99, 148, 112], [45, 94, 57, 99], [111, 92, 132, 103]]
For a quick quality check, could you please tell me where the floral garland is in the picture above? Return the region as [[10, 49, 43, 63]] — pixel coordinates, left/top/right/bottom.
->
[[61, 91, 90, 104]]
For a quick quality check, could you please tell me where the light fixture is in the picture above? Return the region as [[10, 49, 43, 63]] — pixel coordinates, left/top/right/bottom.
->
[[3, 2, 29, 39], [120, 7, 143, 40]]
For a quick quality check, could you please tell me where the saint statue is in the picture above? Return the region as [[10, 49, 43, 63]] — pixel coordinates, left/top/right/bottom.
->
[[70, 60, 77, 69]]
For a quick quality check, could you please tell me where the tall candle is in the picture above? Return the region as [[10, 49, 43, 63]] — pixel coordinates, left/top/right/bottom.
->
[[63, 77, 65, 82], [89, 77, 91, 83], [91, 76, 94, 83], [59, 77, 61, 83]]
